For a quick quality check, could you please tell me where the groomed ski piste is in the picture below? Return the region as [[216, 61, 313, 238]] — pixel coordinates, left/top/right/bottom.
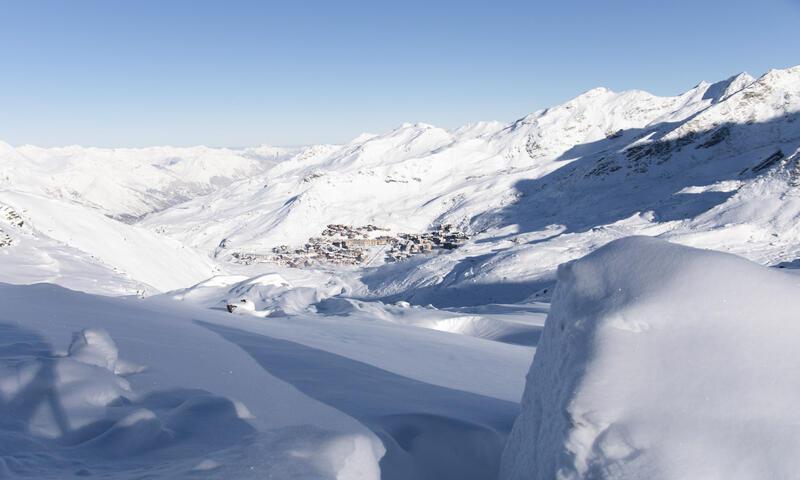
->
[[1, 66, 799, 479]]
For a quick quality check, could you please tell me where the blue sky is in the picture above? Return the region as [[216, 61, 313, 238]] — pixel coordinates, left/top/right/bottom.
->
[[1, 0, 798, 147]]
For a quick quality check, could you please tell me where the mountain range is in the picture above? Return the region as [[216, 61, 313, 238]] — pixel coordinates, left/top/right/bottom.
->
[[2, 65, 800, 480], [2, 66, 799, 300]]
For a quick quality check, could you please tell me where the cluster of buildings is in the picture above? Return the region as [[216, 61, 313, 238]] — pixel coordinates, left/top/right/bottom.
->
[[386, 224, 470, 261], [268, 238, 368, 267], [231, 223, 469, 267]]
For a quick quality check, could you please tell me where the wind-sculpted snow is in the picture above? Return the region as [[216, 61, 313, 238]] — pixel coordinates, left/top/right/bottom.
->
[[0, 323, 261, 477], [170, 271, 350, 316], [0, 283, 386, 479], [170, 269, 547, 347], [500, 236, 800, 480], [0, 281, 534, 478]]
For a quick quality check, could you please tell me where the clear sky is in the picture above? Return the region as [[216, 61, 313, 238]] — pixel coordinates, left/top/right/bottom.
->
[[1, 0, 799, 147]]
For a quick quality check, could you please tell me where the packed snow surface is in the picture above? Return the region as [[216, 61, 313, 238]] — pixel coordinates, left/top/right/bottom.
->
[[501, 236, 800, 480], [0, 282, 534, 479]]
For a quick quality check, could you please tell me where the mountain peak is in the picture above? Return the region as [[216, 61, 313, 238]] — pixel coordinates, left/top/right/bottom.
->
[[700, 71, 755, 103], [756, 64, 800, 87], [582, 86, 612, 96], [0, 141, 14, 154], [567, 87, 615, 104], [397, 122, 436, 131]]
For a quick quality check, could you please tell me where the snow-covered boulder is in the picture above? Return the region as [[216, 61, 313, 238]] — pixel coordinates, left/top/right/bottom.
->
[[500, 236, 800, 480]]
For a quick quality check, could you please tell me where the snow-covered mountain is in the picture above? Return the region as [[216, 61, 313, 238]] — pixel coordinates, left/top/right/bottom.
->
[[0, 144, 317, 293], [3, 67, 800, 299], [141, 70, 771, 253], [1, 66, 799, 303], [0, 142, 299, 221], [138, 66, 800, 307], [1, 66, 800, 479]]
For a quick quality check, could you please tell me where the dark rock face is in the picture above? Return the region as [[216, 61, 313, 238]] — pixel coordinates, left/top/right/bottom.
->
[[751, 150, 785, 173]]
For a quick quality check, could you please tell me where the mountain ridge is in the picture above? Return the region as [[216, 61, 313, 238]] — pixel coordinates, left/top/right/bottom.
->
[[1, 65, 799, 299]]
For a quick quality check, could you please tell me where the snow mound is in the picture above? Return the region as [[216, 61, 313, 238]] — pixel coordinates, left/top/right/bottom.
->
[[171, 271, 351, 317], [68, 328, 119, 371], [0, 324, 269, 476], [68, 327, 145, 376], [0, 327, 133, 441], [500, 236, 800, 480]]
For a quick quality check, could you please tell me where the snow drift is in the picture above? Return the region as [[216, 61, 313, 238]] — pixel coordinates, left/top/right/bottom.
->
[[0, 283, 387, 479], [500, 236, 800, 480]]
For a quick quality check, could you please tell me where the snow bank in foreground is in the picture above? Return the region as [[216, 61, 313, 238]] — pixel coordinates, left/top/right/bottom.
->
[[0, 285, 385, 479], [500, 236, 800, 480]]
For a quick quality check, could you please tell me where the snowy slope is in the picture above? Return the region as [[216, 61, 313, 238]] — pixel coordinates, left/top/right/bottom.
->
[[0, 281, 532, 479], [168, 270, 547, 347], [353, 68, 800, 305], [140, 67, 800, 308], [3, 67, 799, 301], [0, 143, 331, 293], [141, 89, 712, 254], [0, 191, 217, 293], [500, 236, 800, 480], [141, 70, 762, 253], [0, 142, 299, 221], [0, 283, 383, 479], [0, 65, 798, 480]]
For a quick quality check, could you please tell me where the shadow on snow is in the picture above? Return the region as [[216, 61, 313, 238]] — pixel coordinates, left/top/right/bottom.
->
[[199, 321, 518, 480]]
